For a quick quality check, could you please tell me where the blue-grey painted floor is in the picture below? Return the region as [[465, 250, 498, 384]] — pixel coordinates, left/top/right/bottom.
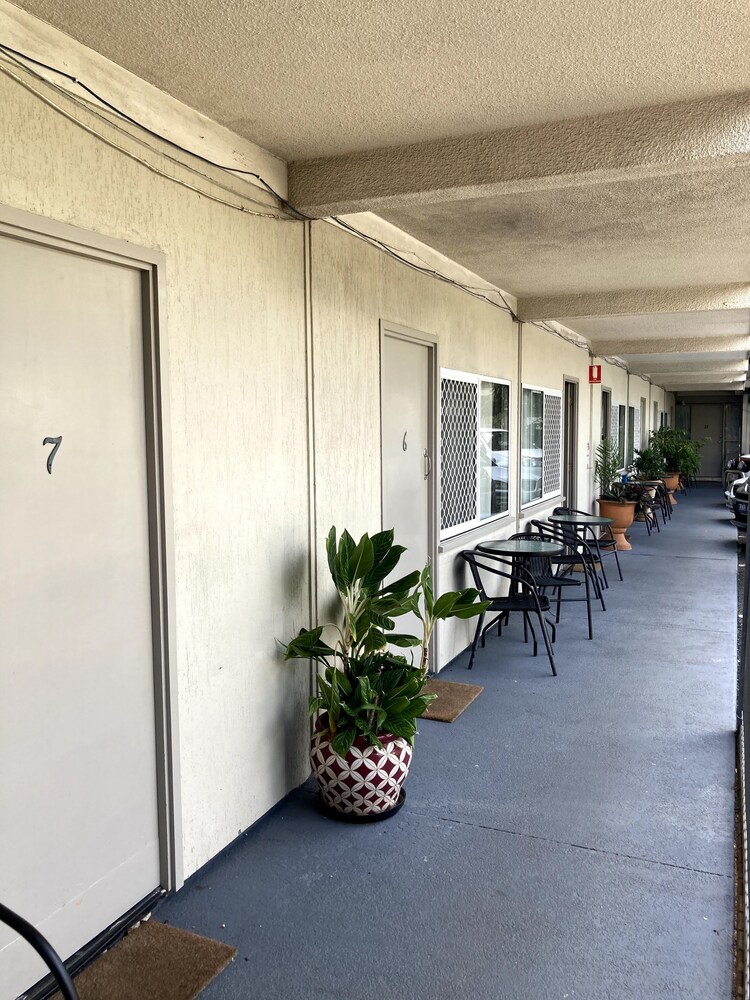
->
[[156, 484, 737, 999]]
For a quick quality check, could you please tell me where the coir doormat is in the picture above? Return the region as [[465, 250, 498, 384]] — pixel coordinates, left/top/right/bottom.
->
[[421, 678, 483, 722], [50, 919, 236, 1000]]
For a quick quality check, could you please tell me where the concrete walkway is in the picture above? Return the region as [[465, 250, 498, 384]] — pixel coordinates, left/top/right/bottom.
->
[[157, 484, 737, 1000]]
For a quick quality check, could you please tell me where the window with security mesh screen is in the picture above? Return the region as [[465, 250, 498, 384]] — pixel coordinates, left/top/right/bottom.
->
[[543, 393, 562, 496], [441, 370, 510, 537], [626, 406, 636, 466], [610, 403, 620, 454], [618, 405, 626, 465], [601, 389, 611, 441], [440, 377, 477, 531], [630, 405, 641, 464], [521, 386, 562, 506]]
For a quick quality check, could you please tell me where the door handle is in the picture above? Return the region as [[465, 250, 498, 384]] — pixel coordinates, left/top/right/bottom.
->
[[423, 449, 432, 480]]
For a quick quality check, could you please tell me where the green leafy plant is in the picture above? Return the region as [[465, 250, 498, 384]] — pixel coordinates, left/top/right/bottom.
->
[[284, 527, 488, 758], [594, 438, 626, 499], [649, 426, 702, 475], [596, 439, 660, 514], [631, 446, 666, 481]]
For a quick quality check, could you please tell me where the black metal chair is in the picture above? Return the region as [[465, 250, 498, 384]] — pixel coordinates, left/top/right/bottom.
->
[[0, 902, 79, 1000], [631, 483, 661, 536], [507, 530, 593, 639], [653, 481, 672, 523], [531, 519, 607, 615], [552, 506, 623, 587], [460, 551, 557, 675]]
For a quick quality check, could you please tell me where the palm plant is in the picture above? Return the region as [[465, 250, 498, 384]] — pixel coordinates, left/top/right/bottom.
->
[[594, 438, 625, 499]]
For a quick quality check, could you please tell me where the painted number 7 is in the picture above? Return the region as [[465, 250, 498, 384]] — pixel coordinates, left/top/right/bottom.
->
[[43, 436, 62, 475]]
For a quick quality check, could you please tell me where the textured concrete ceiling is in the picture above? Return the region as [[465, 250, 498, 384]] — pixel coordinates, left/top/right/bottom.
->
[[9, 0, 750, 395], [11, 0, 750, 161], [378, 167, 750, 299], [564, 311, 750, 391]]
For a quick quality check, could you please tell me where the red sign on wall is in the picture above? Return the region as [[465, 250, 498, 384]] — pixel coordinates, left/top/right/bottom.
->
[[589, 364, 602, 384]]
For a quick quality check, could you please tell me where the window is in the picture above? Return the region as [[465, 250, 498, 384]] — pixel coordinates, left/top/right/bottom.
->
[[440, 370, 511, 537], [601, 389, 611, 442], [618, 405, 626, 464], [626, 406, 635, 466], [521, 386, 562, 506]]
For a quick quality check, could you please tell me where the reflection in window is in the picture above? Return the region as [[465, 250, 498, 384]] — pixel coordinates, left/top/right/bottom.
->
[[521, 388, 544, 505], [479, 381, 510, 519]]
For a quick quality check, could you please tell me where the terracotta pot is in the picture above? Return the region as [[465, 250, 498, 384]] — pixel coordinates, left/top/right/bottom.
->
[[596, 498, 637, 551], [661, 472, 680, 505], [310, 728, 412, 818]]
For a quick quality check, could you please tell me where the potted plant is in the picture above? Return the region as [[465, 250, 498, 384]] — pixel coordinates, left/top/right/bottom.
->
[[594, 438, 637, 550], [649, 427, 701, 503], [630, 446, 666, 519], [631, 446, 666, 482], [284, 527, 487, 821]]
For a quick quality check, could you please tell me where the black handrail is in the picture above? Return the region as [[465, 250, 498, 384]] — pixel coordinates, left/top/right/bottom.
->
[[0, 902, 79, 1000]]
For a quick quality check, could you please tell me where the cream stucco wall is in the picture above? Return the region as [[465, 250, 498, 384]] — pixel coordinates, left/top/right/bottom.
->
[[0, 70, 311, 877], [1, 49, 691, 888], [309, 221, 519, 667], [519, 323, 593, 517]]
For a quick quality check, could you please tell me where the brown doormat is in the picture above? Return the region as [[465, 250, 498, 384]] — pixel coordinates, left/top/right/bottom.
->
[[421, 678, 483, 722], [50, 919, 236, 1000]]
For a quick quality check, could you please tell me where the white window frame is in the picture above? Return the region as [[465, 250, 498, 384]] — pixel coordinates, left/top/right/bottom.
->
[[440, 368, 512, 540], [520, 383, 563, 509]]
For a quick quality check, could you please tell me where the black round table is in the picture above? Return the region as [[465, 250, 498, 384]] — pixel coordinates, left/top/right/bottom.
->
[[548, 512, 613, 528]]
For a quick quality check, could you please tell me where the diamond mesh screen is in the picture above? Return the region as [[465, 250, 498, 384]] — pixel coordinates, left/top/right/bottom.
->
[[441, 377, 477, 530], [543, 393, 562, 496], [634, 407, 641, 453], [610, 404, 620, 451]]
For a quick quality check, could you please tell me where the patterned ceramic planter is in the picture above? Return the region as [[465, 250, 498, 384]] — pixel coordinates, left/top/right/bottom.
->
[[310, 728, 413, 819]]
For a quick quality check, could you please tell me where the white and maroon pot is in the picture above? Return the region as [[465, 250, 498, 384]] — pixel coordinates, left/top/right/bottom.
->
[[310, 728, 412, 820]]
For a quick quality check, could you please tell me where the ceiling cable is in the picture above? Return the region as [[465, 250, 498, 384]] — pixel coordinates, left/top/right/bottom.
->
[[2, 39, 592, 333], [0, 52, 285, 219]]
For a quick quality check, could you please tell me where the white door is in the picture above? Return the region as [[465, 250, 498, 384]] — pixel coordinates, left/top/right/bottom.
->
[[0, 235, 161, 997], [381, 333, 434, 654], [691, 404, 723, 477]]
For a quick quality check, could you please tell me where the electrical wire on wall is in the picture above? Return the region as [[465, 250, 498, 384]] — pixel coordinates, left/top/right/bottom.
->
[[0, 37, 590, 349]]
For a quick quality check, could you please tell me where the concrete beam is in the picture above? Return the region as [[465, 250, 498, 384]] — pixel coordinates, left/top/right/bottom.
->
[[648, 371, 747, 385], [663, 381, 746, 392], [289, 92, 750, 217], [632, 359, 749, 375], [592, 336, 750, 357], [518, 284, 750, 321]]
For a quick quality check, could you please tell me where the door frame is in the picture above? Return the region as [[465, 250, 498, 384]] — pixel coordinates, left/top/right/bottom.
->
[[379, 321, 438, 661], [563, 377, 579, 509], [0, 204, 182, 891]]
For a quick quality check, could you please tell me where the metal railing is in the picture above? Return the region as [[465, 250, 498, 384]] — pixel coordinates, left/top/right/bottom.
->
[[738, 546, 749, 997]]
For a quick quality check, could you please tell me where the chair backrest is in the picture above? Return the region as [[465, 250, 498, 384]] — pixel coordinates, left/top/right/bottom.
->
[[460, 550, 536, 597], [531, 519, 597, 559], [508, 531, 554, 579], [0, 902, 80, 1000]]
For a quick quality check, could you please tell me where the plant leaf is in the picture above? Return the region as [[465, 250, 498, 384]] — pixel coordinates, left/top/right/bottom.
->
[[331, 727, 356, 759], [387, 633, 422, 647]]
